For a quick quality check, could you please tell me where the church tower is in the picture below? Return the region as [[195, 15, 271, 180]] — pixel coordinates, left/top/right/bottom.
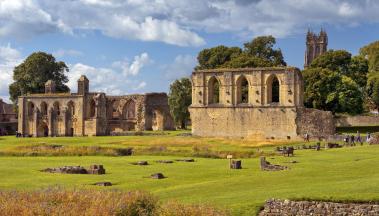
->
[[304, 29, 328, 68], [77, 75, 89, 95]]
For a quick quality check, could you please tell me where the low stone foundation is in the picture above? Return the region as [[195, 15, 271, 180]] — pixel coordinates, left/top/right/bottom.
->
[[259, 199, 379, 216]]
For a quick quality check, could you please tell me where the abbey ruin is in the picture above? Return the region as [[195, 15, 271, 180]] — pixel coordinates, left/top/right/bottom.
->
[[189, 67, 335, 139], [18, 75, 174, 137]]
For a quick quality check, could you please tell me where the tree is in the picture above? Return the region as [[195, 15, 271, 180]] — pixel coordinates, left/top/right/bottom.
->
[[303, 68, 363, 114], [348, 55, 369, 88], [310, 50, 352, 75], [303, 68, 340, 112], [196, 35, 286, 69], [222, 53, 272, 68], [168, 78, 192, 129], [360, 41, 379, 73], [243, 35, 286, 66], [9, 52, 69, 103], [337, 76, 364, 114], [196, 46, 242, 70], [366, 73, 379, 110]]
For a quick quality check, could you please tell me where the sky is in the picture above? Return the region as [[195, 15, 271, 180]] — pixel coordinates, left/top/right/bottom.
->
[[1, 0, 379, 102]]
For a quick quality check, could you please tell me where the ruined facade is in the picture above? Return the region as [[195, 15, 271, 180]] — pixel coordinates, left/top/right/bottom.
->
[[304, 29, 328, 68], [189, 67, 335, 139], [0, 99, 17, 135], [18, 75, 174, 137]]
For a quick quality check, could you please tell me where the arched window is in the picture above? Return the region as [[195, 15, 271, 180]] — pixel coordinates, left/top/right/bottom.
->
[[110, 101, 120, 119], [123, 100, 136, 120], [40, 102, 48, 116], [90, 99, 96, 118], [208, 77, 220, 104], [237, 76, 249, 104], [67, 101, 75, 116], [53, 102, 60, 115], [27, 102, 34, 116], [267, 75, 280, 104]]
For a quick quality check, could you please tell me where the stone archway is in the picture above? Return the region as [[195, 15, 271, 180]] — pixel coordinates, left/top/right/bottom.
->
[[152, 109, 164, 131], [37, 122, 49, 137]]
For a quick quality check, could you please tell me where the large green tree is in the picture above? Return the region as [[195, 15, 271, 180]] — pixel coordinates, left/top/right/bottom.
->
[[168, 78, 192, 129], [366, 73, 379, 110], [360, 41, 379, 73], [196, 46, 242, 70], [196, 36, 286, 69], [243, 35, 286, 66], [310, 50, 352, 75], [9, 52, 69, 103], [303, 68, 363, 114]]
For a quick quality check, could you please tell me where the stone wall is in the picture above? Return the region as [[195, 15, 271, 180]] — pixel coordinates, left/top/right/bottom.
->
[[259, 199, 379, 216], [189, 106, 299, 139], [296, 107, 335, 137], [335, 115, 379, 127]]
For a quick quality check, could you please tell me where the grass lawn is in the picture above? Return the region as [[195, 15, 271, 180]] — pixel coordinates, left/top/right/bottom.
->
[[0, 134, 378, 215]]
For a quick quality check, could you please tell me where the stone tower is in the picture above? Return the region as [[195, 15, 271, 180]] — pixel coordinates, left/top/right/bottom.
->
[[304, 29, 328, 68], [45, 80, 56, 94], [77, 75, 89, 95]]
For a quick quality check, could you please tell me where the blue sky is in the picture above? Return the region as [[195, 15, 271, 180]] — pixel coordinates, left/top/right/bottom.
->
[[0, 0, 379, 102]]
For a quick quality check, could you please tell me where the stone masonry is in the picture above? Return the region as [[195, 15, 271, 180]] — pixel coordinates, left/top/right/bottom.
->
[[259, 199, 379, 216], [18, 75, 174, 137], [189, 67, 335, 139]]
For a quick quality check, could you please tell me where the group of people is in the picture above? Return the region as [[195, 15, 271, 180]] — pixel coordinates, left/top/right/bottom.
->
[[304, 131, 373, 145], [344, 131, 371, 145]]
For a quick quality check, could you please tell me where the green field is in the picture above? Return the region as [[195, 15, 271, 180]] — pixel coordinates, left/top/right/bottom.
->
[[0, 133, 379, 215]]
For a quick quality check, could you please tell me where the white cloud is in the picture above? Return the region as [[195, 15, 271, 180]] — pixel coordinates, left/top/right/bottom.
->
[[53, 49, 83, 58], [68, 53, 150, 95], [164, 55, 196, 80], [112, 52, 151, 76], [133, 81, 147, 90], [0, 44, 22, 102], [1, 0, 379, 44]]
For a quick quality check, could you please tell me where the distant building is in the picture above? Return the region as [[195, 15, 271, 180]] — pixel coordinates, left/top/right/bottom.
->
[[18, 76, 174, 137], [304, 29, 328, 68], [0, 99, 17, 135]]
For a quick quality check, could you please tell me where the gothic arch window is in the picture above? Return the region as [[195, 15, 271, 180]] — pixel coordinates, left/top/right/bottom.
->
[[122, 100, 136, 120], [27, 102, 34, 116], [53, 102, 60, 115], [40, 102, 48, 116], [208, 76, 220, 104], [67, 101, 75, 116], [236, 75, 249, 104], [89, 99, 96, 118], [267, 75, 280, 104]]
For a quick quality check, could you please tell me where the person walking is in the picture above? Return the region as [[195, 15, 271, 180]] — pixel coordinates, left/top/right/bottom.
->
[[356, 131, 363, 145]]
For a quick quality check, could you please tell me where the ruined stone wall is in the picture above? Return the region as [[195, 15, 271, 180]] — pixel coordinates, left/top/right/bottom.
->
[[190, 67, 305, 139], [18, 95, 84, 137], [259, 199, 379, 216], [189, 106, 298, 139], [296, 107, 335, 137], [144, 93, 175, 130], [335, 115, 379, 127]]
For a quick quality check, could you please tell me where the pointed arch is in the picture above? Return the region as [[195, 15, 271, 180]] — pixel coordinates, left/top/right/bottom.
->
[[40, 102, 48, 116], [27, 102, 35, 116], [67, 101, 75, 116], [236, 75, 249, 104], [208, 76, 220, 104], [122, 100, 136, 120], [53, 102, 60, 115], [267, 74, 280, 104], [89, 99, 96, 118]]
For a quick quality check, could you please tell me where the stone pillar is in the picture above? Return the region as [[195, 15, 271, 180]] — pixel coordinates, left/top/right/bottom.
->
[[62, 108, 68, 136], [48, 108, 53, 137], [32, 109, 38, 137]]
